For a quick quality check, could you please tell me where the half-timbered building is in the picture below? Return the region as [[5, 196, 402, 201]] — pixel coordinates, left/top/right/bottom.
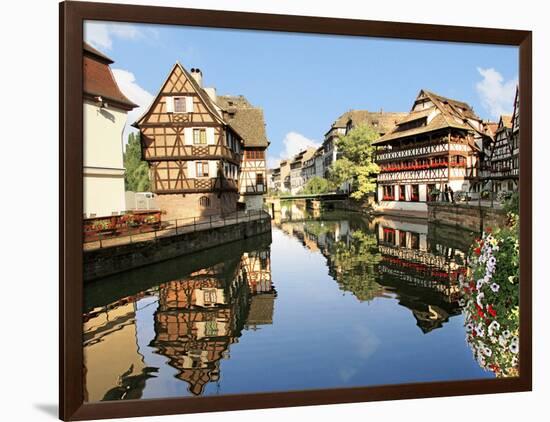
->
[[510, 87, 520, 181], [373, 90, 492, 213], [134, 64, 244, 220], [216, 95, 270, 211], [490, 115, 515, 193], [290, 148, 317, 194], [321, 110, 407, 177], [83, 43, 137, 219]]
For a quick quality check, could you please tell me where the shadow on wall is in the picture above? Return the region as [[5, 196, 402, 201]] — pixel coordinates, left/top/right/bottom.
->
[[99, 108, 115, 123]]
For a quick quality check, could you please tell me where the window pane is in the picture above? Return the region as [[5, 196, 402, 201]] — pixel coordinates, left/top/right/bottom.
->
[[174, 97, 186, 113]]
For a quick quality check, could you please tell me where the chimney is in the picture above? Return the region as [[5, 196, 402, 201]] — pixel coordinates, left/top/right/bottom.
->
[[204, 87, 217, 103], [190, 68, 203, 87]]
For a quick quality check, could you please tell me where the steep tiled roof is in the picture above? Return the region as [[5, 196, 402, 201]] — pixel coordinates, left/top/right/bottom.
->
[[217, 95, 269, 147], [374, 89, 483, 145], [83, 43, 137, 110], [327, 110, 408, 136]]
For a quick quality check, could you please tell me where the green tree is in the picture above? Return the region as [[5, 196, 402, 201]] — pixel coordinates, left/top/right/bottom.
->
[[302, 176, 333, 195], [328, 124, 380, 199], [124, 132, 151, 192]]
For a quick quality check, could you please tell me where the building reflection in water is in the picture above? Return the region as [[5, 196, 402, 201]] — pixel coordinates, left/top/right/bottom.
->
[[274, 208, 474, 333], [83, 292, 158, 402], [83, 244, 275, 400]]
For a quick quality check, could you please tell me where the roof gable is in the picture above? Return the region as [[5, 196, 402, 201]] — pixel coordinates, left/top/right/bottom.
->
[[374, 90, 484, 145], [134, 62, 225, 127]]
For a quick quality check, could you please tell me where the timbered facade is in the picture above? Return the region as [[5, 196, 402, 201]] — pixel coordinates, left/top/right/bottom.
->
[[216, 96, 269, 211], [134, 64, 244, 220], [490, 115, 516, 193], [510, 87, 520, 180], [290, 148, 317, 194], [374, 90, 492, 213]]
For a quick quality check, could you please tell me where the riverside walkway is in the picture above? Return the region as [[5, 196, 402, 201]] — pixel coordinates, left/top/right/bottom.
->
[[84, 210, 270, 251]]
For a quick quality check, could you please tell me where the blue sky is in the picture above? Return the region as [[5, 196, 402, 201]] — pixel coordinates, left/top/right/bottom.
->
[[84, 21, 518, 166]]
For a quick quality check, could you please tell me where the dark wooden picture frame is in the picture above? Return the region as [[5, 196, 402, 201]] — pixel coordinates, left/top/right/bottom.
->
[[60, 1, 532, 420]]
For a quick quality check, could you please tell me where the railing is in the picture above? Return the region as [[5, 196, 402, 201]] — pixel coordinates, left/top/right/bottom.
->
[[85, 209, 271, 250]]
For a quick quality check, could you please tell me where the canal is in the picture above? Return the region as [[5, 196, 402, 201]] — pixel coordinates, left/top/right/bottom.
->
[[83, 204, 493, 402]]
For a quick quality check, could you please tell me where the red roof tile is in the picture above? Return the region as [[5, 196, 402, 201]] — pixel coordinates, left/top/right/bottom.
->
[[83, 44, 137, 110]]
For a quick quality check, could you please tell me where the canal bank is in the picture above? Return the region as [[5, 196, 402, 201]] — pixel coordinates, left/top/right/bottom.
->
[[84, 211, 271, 281], [427, 202, 507, 232]]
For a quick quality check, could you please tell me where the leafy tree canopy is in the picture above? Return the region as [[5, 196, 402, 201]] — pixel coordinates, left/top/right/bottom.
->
[[328, 124, 380, 199], [302, 176, 334, 195]]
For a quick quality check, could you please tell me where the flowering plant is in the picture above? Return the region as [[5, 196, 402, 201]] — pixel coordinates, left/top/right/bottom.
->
[[462, 220, 520, 377], [454, 190, 470, 202], [496, 191, 513, 202]]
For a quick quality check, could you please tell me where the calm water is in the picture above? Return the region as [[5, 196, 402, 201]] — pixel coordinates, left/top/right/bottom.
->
[[83, 204, 493, 402]]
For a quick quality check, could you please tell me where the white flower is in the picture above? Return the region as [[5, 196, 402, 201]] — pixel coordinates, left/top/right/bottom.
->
[[483, 275, 491, 283], [475, 324, 485, 338], [490, 283, 500, 293], [459, 298, 466, 307], [466, 323, 474, 332], [511, 336, 519, 345], [510, 342, 519, 354], [488, 320, 500, 336], [477, 292, 485, 308], [498, 335, 507, 347], [483, 346, 493, 357], [502, 330, 511, 338], [512, 357, 519, 366], [488, 256, 497, 266], [477, 279, 485, 290]]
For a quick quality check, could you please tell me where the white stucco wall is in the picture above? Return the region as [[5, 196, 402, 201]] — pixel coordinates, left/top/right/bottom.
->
[[83, 100, 128, 218], [83, 171, 127, 218]]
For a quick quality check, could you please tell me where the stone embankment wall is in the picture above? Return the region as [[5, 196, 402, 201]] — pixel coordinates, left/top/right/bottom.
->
[[428, 203, 507, 232], [84, 217, 271, 281]]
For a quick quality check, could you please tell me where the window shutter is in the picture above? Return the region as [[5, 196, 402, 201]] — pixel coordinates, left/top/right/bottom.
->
[[209, 161, 217, 177], [206, 128, 215, 145], [185, 96, 194, 113], [165, 96, 174, 113], [184, 128, 193, 145], [187, 160, 195, 178]]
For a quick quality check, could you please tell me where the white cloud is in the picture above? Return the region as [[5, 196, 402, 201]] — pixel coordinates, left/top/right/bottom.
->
[[84, 22, 158, 50], [267, 131, 320, 168], [476, 67, 517, 119], [112, 68, 154, 144]]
